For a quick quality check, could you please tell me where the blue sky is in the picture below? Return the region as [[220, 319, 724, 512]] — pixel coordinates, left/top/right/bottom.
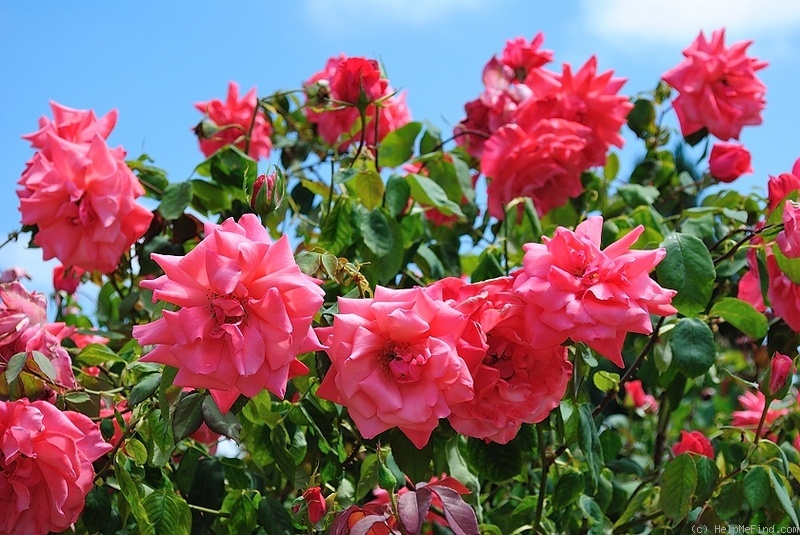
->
[[3, 0, 800, 298]]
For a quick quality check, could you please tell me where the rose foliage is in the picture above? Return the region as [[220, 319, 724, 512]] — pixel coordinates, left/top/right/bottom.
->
[[3, 28, 800, 535]]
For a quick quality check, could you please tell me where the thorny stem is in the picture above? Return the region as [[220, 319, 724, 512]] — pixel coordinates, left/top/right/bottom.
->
[[243, 98, 262, 156], [752, 395, 771, 447], [652, 391, 672, 471], [713, 223, 781, 266], [430, 128, 491, 154], [355, 108, 368, 163], [373, 104, 381, 170], [533, 423, 549, 533], [187, 503, 228, 517]]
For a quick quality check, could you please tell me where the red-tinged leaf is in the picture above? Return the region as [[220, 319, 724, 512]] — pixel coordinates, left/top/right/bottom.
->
[[398, 488, 433, 534], [350, 515, 395, 535], [428, 477, 471, 495], [431, 486, 480, 535]]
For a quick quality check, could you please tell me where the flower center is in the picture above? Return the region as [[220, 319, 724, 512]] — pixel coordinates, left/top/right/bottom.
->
[[379, 342, 426, 383], [484, 336, 516, 380], [206, 292, 247, 327]]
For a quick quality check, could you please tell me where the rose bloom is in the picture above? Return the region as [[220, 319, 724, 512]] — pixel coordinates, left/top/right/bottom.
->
[[522, 56, 633, 167], [500, 33, 553, 76], [483, 117, 591, 218], [513, 217, 678, 367], [21, 101, 117, 161], [69, 331, 110, 349], [672, 430, 714, 459], [708, 142, 752, 183], [430, 277, 571, 444], [731, 391, 788, 436], [133, 214, 325, 413], [330, 57, 388, 106], [18, 135, 153, 274], [0, 281, 75, 391], [0, 398, 112, 535], [305, 55, 412, 151], [194, 81, 272, 160], [623, 379, 659, 413], [316, 286, 474, 449], [662, 28, 767, 140], [766, 253, 800, 332], [52, 264, 85, 295], [767, 159, 800, 211], [777, 200, 800, 258]]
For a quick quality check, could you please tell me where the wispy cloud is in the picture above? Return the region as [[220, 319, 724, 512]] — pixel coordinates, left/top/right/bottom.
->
[[304, 0, 487, 29], [581, 0, 800, 46]]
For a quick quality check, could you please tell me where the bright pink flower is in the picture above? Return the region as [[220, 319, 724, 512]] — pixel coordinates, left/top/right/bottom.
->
[[0, 281, 76, 391], [766, 352, 794, 397], [767, 160, 800, 211], [18, 135, 153, 274], [330, 57, 388, 106], [500, 34, 553, 76], [662, 28, 767, 140], [69, 331, 110, 349], [708, 142, 752, 182], [522, 56, 633, 166], [513, 217, 678, 367], [301, 487, 327, 524], [777, 200, 800, 258], [133, 214, 325, 413], [732, 390, 788, 436], [766, 254, 800, 332], [22, 101, 117, 160], [430, 277, 571, 444], [305, 55, 411, 151], [194, 81, 272, 160], [483, 117, 591, 218], [0, 398, 112, 534], [672, 430, 714, 459], [53, 264, 85, 295], [316, 286, 475, 449], [624, 379, 659, 413]]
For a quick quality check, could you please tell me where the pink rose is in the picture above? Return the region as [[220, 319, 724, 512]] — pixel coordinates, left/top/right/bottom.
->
[[708, 142, 753, 182], [522, 56, 633, 167], [0, 281, 76, 391], [194, 81, 272, 160], [330, 57, 388, 106], [767, 254, 800, 332], [22, 101, 117, 160], [305, 55, 412, 151], [18, 135, 153, 274], [316, 286, 475, 449], [53, 264, 85, 295], [672, 430, 714, 459], [0, 268, 30, 284], [662, 28, 767, 140], [732, 391, 788, 437], [765, 352, 794, 397], [623, 379, 659, 413], [69, 331, 110, 349], [500, 33, 553, 77], [133, 214, 325, 413], [513, 216, 678, 367], [777, 200, 800, 258], [483, 117, 591, 218], [0, 398, 112, 534], [767, 160, 800, 211]]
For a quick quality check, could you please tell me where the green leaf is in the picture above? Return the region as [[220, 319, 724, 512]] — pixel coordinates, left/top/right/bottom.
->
[[270, 424, 296, 481], [360, 208, 395, 257], [143, 490, 192, 535], [604, 152, 619, 181], [354, 169, 385, 210], [128, 372, 162, 406], [768, 467, 799, 527], [385, 174, 411, 217], [445, 435, 480, 494], [627, 98, 657, 138], [656, 233, 715, 316], [578, 495, 606, 535], [773, 244, 800, 285], [125, 438, 148, 465], [389, 429, 433, 483], [710, 297, 768, 339], [319, 198, 355, 256], [83, 486, 112, 533], [76, 343, 126, 366], [554, 471, 584, 507], [190, 179, 232, 214], [694, 456, 719, 505], [202, 396, 242, 442], [207, 146, 258, 189], [661, 454, 697, 522], [224, 490, 261, 535], [356, 453, 379, 501], [257, 497, 294, 535], [187, 458, 225, 533], [172, 391, 204, 442], [670, 318, 716, 378], [471, 249, 505, 282], [614, 485, 659, 529], [146, 409, 175, 467], [618, 184, 660, 207], [407, 173, 464, 218], [158, 181, 193, 220], [743, 466, 770, 509], [713, 481, 743, 520], [378, 121, 422, 167], [358, 209, 404, 284], [578, 404, 604, 493], [129, 155, 169, 199], [115, 456, 154, 535], [464, 437, 522, 483], [5, 352, 26, 383], [592, 371, 620, 393], [30, 350, 57, 381], [419, 123, 442, 155]]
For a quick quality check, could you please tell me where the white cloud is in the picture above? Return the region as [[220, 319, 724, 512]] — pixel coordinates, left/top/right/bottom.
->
[[304, 0, 487, 28], [581, 0, 800, 46]]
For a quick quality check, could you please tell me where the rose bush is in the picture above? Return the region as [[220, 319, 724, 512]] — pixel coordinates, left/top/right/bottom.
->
[[1, 26, 800, 535]]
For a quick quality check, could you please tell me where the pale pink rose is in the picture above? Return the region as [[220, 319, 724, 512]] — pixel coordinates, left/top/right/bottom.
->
[[731, 391, 788, 436], [708, 142, 752, 182], [194, 81, 272, 160], [0, 398, 112, 534], [768, 161, 800, 211], [428, 277, 571, 444], [672, 430, 714, 459], [777, 200, 800, 258], [17, 135, 153, 274], [623, 379, 659, 413], [662, 28, 767, 140], [53, 264, 85, 295], [500, 33, 553, 77], [766, 254, 800, 332], [22, 101, 117, 160], [513, 217, 678, 367], [483, 117, 591, 218], [305, 55, 411, 151], [522, 56, 633, 167], [316, 286, 475, 449], [133, 214, 325, 413], [0, 281, 76, 391]]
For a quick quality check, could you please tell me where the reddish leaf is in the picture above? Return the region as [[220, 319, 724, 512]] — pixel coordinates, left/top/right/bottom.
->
[[431, 486, 480, 535], [398, 488, 433, 534]]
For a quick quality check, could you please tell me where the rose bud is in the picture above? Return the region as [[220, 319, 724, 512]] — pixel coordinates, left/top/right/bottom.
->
[[250, 170, 285, 218], [708, 142, 753, 183], [761, 351, 795, 399], [672, 430, 714, 459]]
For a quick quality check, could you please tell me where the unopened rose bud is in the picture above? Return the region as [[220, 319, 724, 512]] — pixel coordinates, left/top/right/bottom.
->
[[250, 171, 285, 218], [302, 487, 326, 524], [761, 351, 795, 399]]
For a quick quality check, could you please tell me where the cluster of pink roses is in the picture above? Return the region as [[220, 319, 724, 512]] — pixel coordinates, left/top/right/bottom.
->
[[304, 55, 412, 151], [455, 34, 633, 218], [17, 102, 153, 274]]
